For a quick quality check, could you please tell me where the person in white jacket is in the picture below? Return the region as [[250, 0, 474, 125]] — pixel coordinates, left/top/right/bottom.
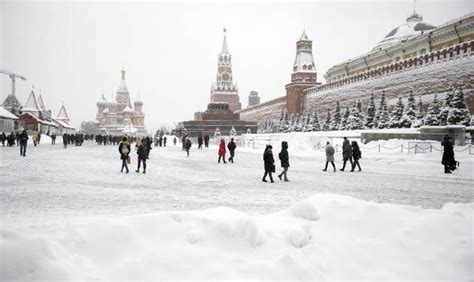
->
[[323, 141, 336, 172]]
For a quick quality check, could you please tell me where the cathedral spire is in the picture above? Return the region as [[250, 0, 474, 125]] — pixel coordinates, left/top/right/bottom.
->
[[221, 27, 229, 54]]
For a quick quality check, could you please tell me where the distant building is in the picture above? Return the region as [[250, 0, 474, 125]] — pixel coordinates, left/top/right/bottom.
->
[[248, 91, 260, 107], [95, 68, 146, 135], [0, 106, 18, 133]]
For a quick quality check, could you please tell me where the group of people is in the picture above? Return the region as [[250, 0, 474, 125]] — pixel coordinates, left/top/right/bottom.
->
[[0, 131, 18, 147], [322, 137, 362, 173], [118, 136, 152, 174], [197, 134, 210, 149], [217, 138, 237, 164], [261, 141, 290, 183], [154, 136, 168, 147]]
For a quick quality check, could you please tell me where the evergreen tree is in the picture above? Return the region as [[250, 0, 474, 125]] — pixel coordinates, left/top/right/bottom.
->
[[323, 108, 331, 131], [293, 114, 301, 132], [389, 97, 405, 128], [377, 93, 390, 129], [340, 104, 350, 130], [279, 111, 289, 132], [214, 127, 221, 136], [302, 112, 311, 132], [329, 101, 341, 130], [346, 101, 364, 130], [424, 94, 442, 126], [311, 109, 321, 131], [288, 114, 296, 132], [400, 91, 416, 128], [447, 88, 471, 126], [229, 126, 237, 136], [364, 93, 376, 129], [439, 89, 454, 126], [356, 99, 366, 128], [413, 95, 424, 127]]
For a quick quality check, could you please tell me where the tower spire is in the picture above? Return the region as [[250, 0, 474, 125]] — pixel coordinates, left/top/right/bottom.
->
[[221, 27, 229, 54]]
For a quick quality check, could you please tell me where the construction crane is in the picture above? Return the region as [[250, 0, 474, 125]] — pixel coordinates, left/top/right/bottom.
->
[[0, 69, 27, 97]]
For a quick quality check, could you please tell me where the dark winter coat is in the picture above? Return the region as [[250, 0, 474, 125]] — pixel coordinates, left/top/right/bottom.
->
[[185, 139, 192, 150], [227, 140, 236, 152], [441, 138, 455, 166], [19, 131, 29, 144], [278, 141, 289, 168], [137, 140, 149, 159], [263, 147, 275, 172], [351, 142, 361, 160], [218, 139, 226, 156], [342, 139, 352, 159], [118, 141, 131, 160], [198, 135, 203, 145], [325, 144, 335, 162]]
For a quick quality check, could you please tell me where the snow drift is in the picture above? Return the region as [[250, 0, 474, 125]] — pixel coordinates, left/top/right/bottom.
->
[[1, 193, 472, 281]]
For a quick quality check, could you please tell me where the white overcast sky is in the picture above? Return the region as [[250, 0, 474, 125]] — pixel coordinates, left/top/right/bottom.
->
[[1, 0, 472, 131]]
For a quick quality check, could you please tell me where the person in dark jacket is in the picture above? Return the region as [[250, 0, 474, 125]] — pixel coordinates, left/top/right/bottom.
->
[[63, 133, 68, 149], [227, 138, 236, 163], [181, 135, 186, 151], [173, 137, 177, 146], [185, 137, 192, 157], [323, 141, 336, 172], [7, 132, 15, 146], [340, 137, 353, 171], [277, 141, 290, 181], [441, 135, 457, 173], [163, 136, 167, 147], [350, 141, 362, 172], [136, 138, 149, 174], [0, 132, 6, 146], [197, 134, 203, 150], [204, 135, 210, 148], [118, 137, 131, 173], [218, 138, 227, 163], [19, 130, 28, 157], [51, 134, 56, 145], [262, 145, 275, 183]]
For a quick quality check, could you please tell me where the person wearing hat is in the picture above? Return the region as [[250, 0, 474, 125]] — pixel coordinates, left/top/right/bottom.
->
[[323, 141, 336, 172], [218, 138, 227, 163], [118, 136, 131, 173], [441, 135, 457, 173], [262, 145, 275, 183], [227, 138, 237, 163], [278, 141, 290, 181]]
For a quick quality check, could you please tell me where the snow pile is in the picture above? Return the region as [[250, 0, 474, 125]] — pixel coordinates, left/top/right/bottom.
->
[[1, 193, 472, 281]]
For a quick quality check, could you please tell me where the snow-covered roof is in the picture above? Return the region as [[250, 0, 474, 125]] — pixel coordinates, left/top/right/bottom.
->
[[23, 90, 40, 113], [0, 107, 18, 119], [97, 93, 108, 105], [53, 119, 74, 129], [21, 112, 42, 122], [123, 105, 133, 113], [36, 92, 46, 111], [299, 29, 310, 41], [57, 104, 70, 121], [102, 108, 109, 114], [373, 12, 435, 50], [293, 51, 316, 73]]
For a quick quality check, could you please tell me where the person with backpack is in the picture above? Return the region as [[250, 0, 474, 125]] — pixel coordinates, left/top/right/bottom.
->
[[118, 137, 131, 173], [350, 141, 362, 172], [218, 138, 226, 164], [340, 137, 353, 171], [136, 138, 149, 174], [185, 137, 192, 157], [19, 129, 28, 157], [262, 145, 275, 183], [441, 135, 457, 174], [227, 138, 236, 163], [277, 141, 290, 181], [323, 141, 336, 172]]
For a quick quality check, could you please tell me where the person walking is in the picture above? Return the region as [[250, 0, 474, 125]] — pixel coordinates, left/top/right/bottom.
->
[[51, 134, 56, 145], [136, 138, 149, 174], [262, 145, 275, 183], [204, 135, 210, 148], [19, 129, 28, 157], [227, 138, 236, 163], [163, 136, 167, 147], [185, 137, 192, 157], [33, 132, 38, 147], [118, 137, 131, 173], [0, 132, 6, 147], [441, 135, 457, 174], [218, 138, 227, 164], [277, 141, 290, 181], [173, 137, 177, 146], [181, 135, 186, 151], [340, 137, 353, 171], [350, 141, 362, 172], [197, 134, 203, 149], [323, 141, 336, 172], [63, 133, 68, 149]]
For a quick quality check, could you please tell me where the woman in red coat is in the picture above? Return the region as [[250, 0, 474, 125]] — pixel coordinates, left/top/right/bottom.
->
[[218, 138, 227, 164]]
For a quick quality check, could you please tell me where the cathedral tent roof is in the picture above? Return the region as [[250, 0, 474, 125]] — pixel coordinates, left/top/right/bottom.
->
[[299, 29, 310, 41], [117, 68, 129, 93], [36, 92, 46, 111], [123, 105, 133, 113], [22, 90, 41, 114], [57, 104, 70, 122]]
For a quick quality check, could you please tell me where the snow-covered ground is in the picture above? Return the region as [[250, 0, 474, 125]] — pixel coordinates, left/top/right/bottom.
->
[[0, 136, 473, 280]]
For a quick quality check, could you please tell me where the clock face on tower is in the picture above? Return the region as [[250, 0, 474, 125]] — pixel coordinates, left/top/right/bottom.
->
[[222, 73, 230, 81]]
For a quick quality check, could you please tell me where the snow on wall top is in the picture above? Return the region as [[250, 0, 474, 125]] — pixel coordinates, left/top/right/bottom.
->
[[0, 106, 18, 119]]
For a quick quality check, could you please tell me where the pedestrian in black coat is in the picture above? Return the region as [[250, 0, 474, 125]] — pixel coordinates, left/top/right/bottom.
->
[[441, 135, 457, 173], [350, 141, 362, 172], [204, 135, 210, 148], [197, 134, 203, 149], [227, 138, 236, 163], [136, 138, 149, 174], [262, 145, 275, 183], [0, 132, 6, 147], [118, 137, 131, 173], [19, 130, 28, 157], [163, 136, 167, 147], [185, 138, 192, 157], [340, 137, 353, 171], [277, 141, 290, 181]]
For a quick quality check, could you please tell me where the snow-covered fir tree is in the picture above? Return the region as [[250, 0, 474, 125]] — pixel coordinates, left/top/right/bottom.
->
[[322, 108, 331, 131], [294, 113, 303, 132], [356, 99, 366, 126], [377, 92, 390, 129], [229, 126, 237, 136], [447, 88, 471, 126], [303, 112, 312, 131], [329, 101, 341, 131], [439, 89, 454, 126], [279, 111, 290, 132], [399, 91, 416, 128], [412, 95, 425, 127], [214, 127, 221, 136], [346, 101, 364, 130], [364, 93, 376, 129], [288, 114, 296, 132], [424, 94, 442, 126], [340, 104, 350, 130], [389, 97, 405, 128], [311, 109, 321, 131]]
